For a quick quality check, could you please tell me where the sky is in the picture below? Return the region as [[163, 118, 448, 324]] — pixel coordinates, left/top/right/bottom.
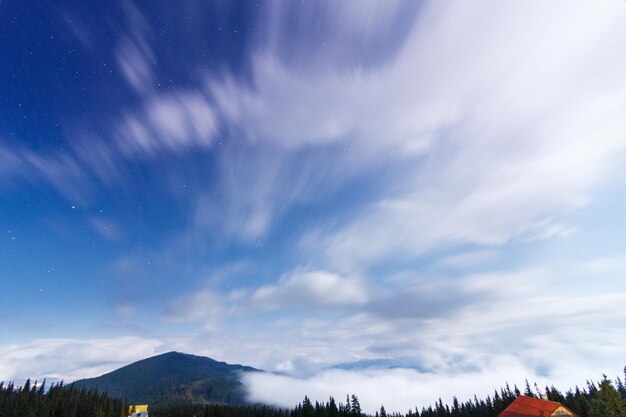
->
[[2, 0, 626, 413]]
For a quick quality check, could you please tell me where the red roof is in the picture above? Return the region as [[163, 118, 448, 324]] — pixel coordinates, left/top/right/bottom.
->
[[498, 396, 576, 417]]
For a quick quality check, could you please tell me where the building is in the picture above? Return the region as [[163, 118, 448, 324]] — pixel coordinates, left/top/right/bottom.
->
[[128, 404, 149, 417], [498, 396, 577, 417]]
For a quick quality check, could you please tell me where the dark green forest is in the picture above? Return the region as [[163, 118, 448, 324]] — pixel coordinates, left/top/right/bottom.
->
[[0, 379, 127, 417], [3, 369, 626, 417]]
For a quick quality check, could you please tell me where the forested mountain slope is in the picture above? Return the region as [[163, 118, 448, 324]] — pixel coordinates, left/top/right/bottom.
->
[[72, 351, 259, 407]]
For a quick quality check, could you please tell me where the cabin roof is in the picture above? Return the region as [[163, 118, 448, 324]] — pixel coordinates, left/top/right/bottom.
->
[[498, 396, 576, 417]]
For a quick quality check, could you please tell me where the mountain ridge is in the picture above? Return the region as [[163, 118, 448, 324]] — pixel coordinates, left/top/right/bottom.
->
[[71, 351, 261, 407]]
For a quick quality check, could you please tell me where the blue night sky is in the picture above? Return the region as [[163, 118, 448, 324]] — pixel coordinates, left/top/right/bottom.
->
[[2, 0, 626, 412]]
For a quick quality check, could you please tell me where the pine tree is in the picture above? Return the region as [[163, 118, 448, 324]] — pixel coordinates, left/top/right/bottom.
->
[[524, 380, 535, 398], [341, 394, 352, 417], [591, 376, 626, 417], [328, 397, 339, 417], [350, 395, 362, 417]]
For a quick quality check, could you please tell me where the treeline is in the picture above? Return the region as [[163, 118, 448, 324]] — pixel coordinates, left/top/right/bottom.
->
[[416, 373, 626, 417], [4, 369, 626, 417], [0, 379, 127, 417], [151, 370, 626, 417]]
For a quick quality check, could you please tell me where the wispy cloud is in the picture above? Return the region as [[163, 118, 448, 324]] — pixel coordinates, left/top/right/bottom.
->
[[115, 2, 155, 93], [88, 216, 124, 241], [0, 141, 91, 201], [164, 289, 228, 331], [250, 271, 369, 310], [280, 1, 626, 270], [116, 90, 217, 155]]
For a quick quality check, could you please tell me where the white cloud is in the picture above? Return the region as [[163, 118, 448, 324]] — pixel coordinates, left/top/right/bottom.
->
[[244, 355, 621, 414], [0, 337, 164, 384], [250, 271, 369, 310], [434, 250, 499, 269], [164, 289, 227, 331], [244, 365, 513, 413]]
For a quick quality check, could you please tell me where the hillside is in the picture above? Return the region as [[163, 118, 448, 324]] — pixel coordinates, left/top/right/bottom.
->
[[71, 351, 260, 407]]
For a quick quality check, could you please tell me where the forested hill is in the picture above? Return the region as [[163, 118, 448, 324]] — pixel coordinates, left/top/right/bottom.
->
[[71, 351, 260, 407]]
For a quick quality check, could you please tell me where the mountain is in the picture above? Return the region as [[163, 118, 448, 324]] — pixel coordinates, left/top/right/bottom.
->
[[71, 351, 260, 407]]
